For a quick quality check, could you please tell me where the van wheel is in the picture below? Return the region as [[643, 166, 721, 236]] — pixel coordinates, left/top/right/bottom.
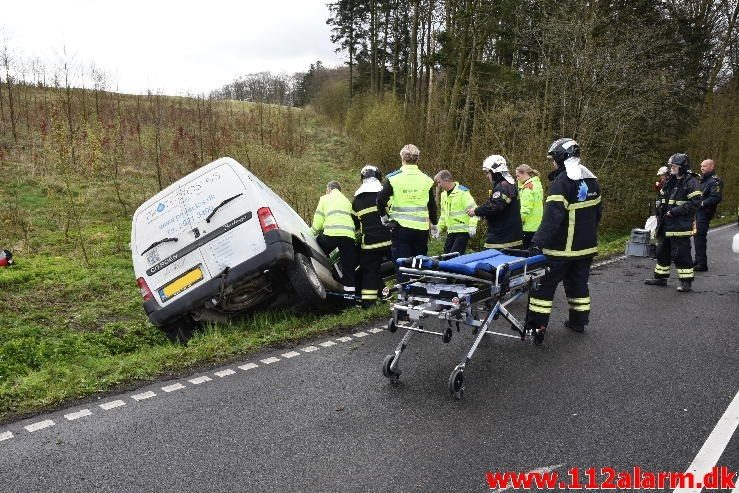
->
[[161, 317, 197, 344], [287, 253, 327, 308]]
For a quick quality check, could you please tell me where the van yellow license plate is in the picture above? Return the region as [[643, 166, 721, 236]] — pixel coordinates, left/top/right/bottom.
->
[[158, 265, 204, 302]]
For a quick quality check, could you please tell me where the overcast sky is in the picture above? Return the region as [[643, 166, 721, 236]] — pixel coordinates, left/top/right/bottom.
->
[[1, 0, 344, 95]]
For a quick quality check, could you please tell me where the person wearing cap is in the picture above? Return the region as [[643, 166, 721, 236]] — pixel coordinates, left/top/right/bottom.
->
[[377, 144, 438, 280], [515, 164, 544, 249], [434, 169, 478, 255], [311, 180, 359, 293], [693, 159, 723, 271], [353, 165, 392, 307], [466, 155, 523, 249], [654, 165, 670, 214], [645, 153, 701, 292], [526, 138, 602, 335]]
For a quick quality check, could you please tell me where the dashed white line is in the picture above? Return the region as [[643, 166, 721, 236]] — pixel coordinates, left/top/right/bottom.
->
[[100, 400, 126, 410], [336, 336, 353, 342], [162, 383, 185, 393], [238, 363, 258, 371], [281, 351, 300, 358], [674, 388, 739, 493], [64, 409, 92, 421], [369, 327, 384, 334], [214, 369, 236, 377], [189, 376, 212, 385], [353, 331, 368, 338], [131, 391, 156, 401], [0, 431, 13, 442], [25, 420, 55, 433], [319, 341, 337, 347], [260, 357, 280, 365], [302, 346, 319, 353]]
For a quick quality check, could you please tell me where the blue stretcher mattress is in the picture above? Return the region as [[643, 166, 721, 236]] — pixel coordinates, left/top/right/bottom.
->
[[397, 249, 547, 277]]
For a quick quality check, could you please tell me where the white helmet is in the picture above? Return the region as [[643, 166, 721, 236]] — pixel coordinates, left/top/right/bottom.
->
[[656, 165, 669, 176], [482, 154, 508, 174]]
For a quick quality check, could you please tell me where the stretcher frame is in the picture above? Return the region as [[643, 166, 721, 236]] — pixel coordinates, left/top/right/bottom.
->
[[381, 250, 548, 399]]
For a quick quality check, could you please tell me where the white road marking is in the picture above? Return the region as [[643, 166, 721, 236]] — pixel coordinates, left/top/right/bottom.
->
[[25, 420, 55, 433], [335, 336, 353, 342], [238, 363, 258, 371], [214, 369, 236, 377], [489, 464, 564, 492], [353, 331, 368, 338], [369, 328, 384, 334], [0, 431, 13, 442], [162, 383, 185, 393], [64, 409, 92, 421], [674, 388, 739, 493], [302, 346, 319, 352], [281, 351, 300, 358], [189, 376, 212, 385], [260, 357, 280, 365], [131, 391, 156, 401], [100, 400, 125, 410], [319, 341, 337, 347]]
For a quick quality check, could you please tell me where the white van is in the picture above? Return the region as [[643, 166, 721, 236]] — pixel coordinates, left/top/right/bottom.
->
[[131, 157, 343, 341]]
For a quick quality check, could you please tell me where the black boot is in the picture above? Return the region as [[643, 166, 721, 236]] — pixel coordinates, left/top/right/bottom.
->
[[644, 278, 667, 286], [677, 280, 692, 292], [564, 320, 585, 333], [694, 264, 708, 272]]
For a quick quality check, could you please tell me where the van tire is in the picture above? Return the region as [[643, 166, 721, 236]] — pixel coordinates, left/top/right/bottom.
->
[[287, 253, 327, 309], [161, 317, 197, 344]]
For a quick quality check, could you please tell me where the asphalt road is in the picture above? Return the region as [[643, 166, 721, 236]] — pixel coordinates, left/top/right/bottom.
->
[[2, 225, 737, 492]]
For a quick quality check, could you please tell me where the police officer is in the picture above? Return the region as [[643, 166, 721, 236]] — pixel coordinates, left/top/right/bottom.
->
[[311, 180, 359, 293], [693, 159, 723, 271], [645, 153, 701, 292], [353, 165, 392, 308], [434, 169, 478, 254], [466, 155, 523, 249], [526, 138, 602, 335], [377, 144, 438, 280]]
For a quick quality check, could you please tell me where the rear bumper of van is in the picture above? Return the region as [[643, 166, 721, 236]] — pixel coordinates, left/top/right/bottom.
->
[[144, 230, 297, 327]]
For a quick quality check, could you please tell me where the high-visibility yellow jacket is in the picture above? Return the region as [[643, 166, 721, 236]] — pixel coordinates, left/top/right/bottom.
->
[[518, 176, 543, 233], [439, 183, 478, 234], [310, 189, 357, 238], [384, 165, 435, 230]]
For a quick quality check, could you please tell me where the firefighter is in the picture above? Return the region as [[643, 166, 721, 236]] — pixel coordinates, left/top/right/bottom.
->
[[693, 159, 723, 271], [353, 165, 392, 308], [377, 144, 438, 280], [466, 155, 523, 249], [645, 153, 702, 291], [526, 138, 602, 335], [310, 180, 359, 293], [515, 164, 544, 249], [434, 169, 478, 255]]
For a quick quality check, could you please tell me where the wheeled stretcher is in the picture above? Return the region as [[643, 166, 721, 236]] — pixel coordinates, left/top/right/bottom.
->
[[381, 248, 548, 399]]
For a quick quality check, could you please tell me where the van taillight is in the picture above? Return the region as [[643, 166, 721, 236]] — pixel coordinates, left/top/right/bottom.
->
[[258, 207, 278, 233], [137, 277, 153, 302]]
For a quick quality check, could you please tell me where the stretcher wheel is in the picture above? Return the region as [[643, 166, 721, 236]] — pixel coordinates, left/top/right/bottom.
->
[[388, 318, 397, 333], [534, 328, 545, 346], [448, 367, 464, 399], [442, 327, 453, 343], [382, 354, 400, 382]]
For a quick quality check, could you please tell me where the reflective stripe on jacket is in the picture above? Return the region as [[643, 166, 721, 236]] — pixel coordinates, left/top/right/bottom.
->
[[439, 183, 478, 234], [658, 174, 701, 237], [386, 165, 434, 230], [311, 189, 357, 238]]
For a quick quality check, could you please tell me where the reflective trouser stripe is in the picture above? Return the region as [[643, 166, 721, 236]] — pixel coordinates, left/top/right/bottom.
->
[[485, 240, 523, 249], [665, 230, 693, 237], [568, 297, 591, 312], [362, 240, 392, 250], [361, 289, 378, 301], [677, 267, 694, 278], [654, 264, 670, 276], [528, 297, 552, 314]]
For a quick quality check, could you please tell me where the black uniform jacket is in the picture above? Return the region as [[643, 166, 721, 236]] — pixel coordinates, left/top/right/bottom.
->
[[698, 171, 723, 218], [353, 191, 392, 249], [532, 166, 602, 259], [474, 179, 523, 248], [658, 173, 702, 236]]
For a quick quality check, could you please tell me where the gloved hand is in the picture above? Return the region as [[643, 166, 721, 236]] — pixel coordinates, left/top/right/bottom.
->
[[430, 224, 440, 239], [468, 226, 476, 237], [528, 244, 542, 257], [380, 215, 390, 227]]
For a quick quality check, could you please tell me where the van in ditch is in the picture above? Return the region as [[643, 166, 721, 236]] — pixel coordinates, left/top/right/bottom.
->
[[131, 157, 343, 341]]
